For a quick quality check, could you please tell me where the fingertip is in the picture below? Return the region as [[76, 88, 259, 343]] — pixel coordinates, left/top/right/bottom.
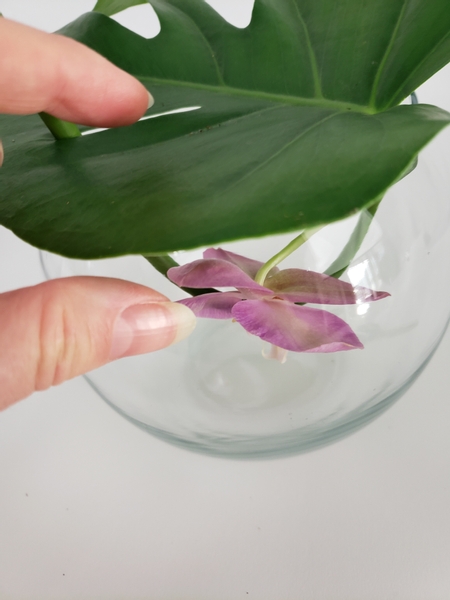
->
[[49, 50, 153, 127], [110, 301, 196, 359], [0, 19, 154, 127], [89, 70, 152, 127], [168, 302, 197, 346]]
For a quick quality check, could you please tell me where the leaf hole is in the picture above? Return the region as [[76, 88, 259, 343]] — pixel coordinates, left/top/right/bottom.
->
[[81, 106, 202, 136], [110, 3, 160, 39], [205, 0, 254, 29]]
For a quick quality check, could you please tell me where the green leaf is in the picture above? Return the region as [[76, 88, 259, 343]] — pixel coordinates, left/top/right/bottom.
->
[[93, 0, 148, 17], [1, 1, 450, 259]]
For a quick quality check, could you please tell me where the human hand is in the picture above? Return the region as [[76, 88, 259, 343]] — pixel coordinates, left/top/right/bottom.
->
[[0, 18, 196, 409]]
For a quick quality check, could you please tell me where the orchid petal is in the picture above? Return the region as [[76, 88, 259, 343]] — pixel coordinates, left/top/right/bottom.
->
[[168, 259, 265, 290], [232, 299, 363, 352], [264, 268, 390, 304], [235, 287, 274, 299], [202, 248, 273, 279], [352, 286, 390, 303], [203, 248, 279, 279], [178, 292, 244, 319]]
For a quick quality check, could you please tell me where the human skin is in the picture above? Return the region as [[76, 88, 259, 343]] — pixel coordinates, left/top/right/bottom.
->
[[0, 18, 196, 410]]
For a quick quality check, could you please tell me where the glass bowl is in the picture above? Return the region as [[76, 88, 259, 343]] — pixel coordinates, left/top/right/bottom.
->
[[41, 128, 450, 458]]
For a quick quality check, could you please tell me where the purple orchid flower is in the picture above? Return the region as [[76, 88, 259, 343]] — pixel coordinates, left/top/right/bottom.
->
[[168, 248, 389, 356]]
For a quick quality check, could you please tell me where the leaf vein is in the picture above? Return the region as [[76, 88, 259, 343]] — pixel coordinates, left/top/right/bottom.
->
[[369, 0, 408, 107], [139, 76, 372, 113], [163, 0, 225, 86], [214, 111, 340, 199], [290, 0, 323, 97], [387, 28, 450, 107]]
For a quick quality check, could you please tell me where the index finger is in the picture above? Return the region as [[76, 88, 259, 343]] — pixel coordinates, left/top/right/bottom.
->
[[0, 17, 152, 127]]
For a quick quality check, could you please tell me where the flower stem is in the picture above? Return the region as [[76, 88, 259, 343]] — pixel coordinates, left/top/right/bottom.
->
[[39, 113, 81, 140], [254, 226, 323, 285]]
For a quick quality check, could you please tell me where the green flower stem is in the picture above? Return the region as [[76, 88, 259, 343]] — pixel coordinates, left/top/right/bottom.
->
[[254, 226, 323, 285], [39, 113, 81, 140], [143, 254, 219, 297]]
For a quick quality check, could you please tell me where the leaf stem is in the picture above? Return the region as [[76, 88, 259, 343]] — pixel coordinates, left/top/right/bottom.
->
[[143, 253, 179, 275], [39, 113, 81, 140], [324, 201, 380, 279], [325, 154, 418, 278], [254, 226, 322, 285]]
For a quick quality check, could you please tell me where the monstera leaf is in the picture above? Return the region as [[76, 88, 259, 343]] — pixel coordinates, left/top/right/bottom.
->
[[93, 0, 148, 16], [1, 0, 450, 258]]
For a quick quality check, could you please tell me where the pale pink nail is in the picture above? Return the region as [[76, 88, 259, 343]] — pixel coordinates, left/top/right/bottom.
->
[[110, 302, 196, 360]]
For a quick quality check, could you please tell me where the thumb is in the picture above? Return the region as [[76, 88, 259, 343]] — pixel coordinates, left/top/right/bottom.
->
[[0, 277, 196, 410]]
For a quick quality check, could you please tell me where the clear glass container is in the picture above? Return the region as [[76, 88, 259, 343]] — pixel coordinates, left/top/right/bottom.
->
[[41, 127, 450, 458]]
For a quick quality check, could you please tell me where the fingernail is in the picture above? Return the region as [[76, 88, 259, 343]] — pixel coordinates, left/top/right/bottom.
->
[[110, 301, 196, 360], [0, 140, 3, 167], [147, 91, 154, 109]]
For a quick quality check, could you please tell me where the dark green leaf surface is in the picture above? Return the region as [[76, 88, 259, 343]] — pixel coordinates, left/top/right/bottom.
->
[[93, 0, 148, 17], [0, 1, 450, 258]]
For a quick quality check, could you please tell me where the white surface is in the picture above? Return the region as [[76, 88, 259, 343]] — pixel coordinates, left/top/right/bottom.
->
[[1, 2, 450, 598]]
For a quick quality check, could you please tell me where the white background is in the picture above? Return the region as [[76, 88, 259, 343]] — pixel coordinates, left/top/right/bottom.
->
[[1, 2, 450, 598]]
